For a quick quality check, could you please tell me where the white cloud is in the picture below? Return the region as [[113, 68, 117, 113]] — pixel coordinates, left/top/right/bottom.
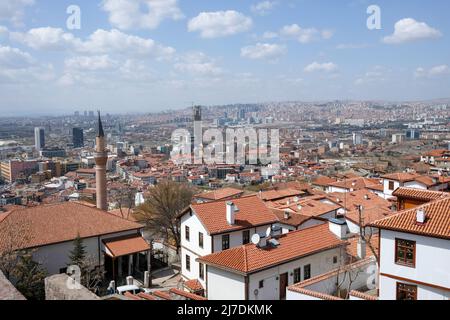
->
[[101, 0, 184, 30], [65, 55, 117, 71], [280, 24, 332, 43], [304, 62, 338, 73], [0, 45, 55, 84], [11, 27, 175, 59], [241, 43, 286, 60], [251, 1, 277, 16], [355, 66, 390, 85], [0, 0, 34, 26], [174, 52, 223, 77], [0, 45, 34, 69], [415, 65, 449, 78], [10, 27, 80, 51], [188, 11, 253, 39], [79, 29, 175, 59], [383, 18, 442, 44]]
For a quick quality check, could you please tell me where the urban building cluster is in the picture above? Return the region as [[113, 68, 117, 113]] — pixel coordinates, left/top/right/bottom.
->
[[0, 102, 449, 301]]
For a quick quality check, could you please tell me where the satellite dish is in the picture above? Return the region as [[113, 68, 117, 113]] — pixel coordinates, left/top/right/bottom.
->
[[251, 234, 260, 245], [265, 227, 272, 238]]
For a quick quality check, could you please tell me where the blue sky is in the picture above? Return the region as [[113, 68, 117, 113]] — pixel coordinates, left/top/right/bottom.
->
[[0, 0, 449, 116]]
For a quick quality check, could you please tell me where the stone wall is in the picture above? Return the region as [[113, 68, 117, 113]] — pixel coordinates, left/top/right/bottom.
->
[[45, 274, 100, 300], [0, 271, 26, 300]]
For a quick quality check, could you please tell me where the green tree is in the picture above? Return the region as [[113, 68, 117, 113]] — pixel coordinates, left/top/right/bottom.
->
[[68, 234, 86, 268], [13, 251, 47, 300]]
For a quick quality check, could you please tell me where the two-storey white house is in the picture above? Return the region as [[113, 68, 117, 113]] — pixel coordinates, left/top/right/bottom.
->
[[381, 172, 450, 199], [197, 223, 348, 300], [178, 195, 278, 295], [371, 197, 450, 300]]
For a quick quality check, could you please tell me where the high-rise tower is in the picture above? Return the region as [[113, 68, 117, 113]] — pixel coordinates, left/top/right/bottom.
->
[[34, 127, 45, 151], [95, 112, 108, 211]]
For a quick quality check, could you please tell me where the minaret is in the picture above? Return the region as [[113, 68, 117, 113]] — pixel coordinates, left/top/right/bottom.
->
[[95, 111, 108, 211]]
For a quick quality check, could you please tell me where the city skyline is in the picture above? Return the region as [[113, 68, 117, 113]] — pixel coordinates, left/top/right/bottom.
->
[[0, 0, 449, 116]]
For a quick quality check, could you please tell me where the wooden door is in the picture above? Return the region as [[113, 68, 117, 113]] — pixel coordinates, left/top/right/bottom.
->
[[279, 273, 288, 300]]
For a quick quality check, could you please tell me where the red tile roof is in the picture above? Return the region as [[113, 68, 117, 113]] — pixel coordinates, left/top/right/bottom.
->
[[392, 187, 450, 202], [195, 187, 244, 201], [198, 224, 347, 275], [345, 206, 393, 227], [0, 202, 143, 252], [327, 189, 391, 212], [169, 288, 207, 300], [190, 195, 278, 235], [328, 177, 381, 191], [104, 235, 150, 258], [349, 290, 378, 300], [370, 197, 450, 240], [259, 188, 305, 201], [184, 279, 204, 293]]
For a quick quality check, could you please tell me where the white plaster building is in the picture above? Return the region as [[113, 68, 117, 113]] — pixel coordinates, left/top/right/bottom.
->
[[0, 202, 150, 286], [178, 195, 278, 295], [371, 197, 450, 300], [197, 223, 348, 300]]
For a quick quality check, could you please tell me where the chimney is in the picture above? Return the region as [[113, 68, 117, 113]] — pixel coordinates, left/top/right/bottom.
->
[[328, 218, 347, 239], [226, 202, 236, 225], [284, 210, 290, 220], [357, 238, 367, 260], [416, 208, 426, 224]]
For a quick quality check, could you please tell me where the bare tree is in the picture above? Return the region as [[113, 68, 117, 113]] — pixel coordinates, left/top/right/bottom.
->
[[134, 181, 195, 253], [358, 205, 380, 265], [110, 182, 137, 220]]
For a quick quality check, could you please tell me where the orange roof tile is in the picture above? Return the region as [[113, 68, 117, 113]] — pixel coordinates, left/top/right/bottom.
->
[[327, 189, 391, 212], [260, 188, 305, 201], [104, 235, 150, 258], [195, 188, 244, 201], [328, 177, 382, 191], [345, 206, 393, 227], [0, 202, 143, 252], [191, 195, 278, 235], [370, 197, 450, 240], [169, 288, 207, 300], [198, 224, 347, 275], [184, 279, 204, 292], [392, 187, 450, 202]]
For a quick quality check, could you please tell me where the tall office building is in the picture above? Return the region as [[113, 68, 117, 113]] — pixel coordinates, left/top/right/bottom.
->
[[34, 127, 45, 151], [94, 112, 108, 211], [72, 128, 84, 148], [193, 105, 202, 122]]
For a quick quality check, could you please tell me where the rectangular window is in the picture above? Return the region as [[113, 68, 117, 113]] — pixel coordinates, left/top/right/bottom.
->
[[259, 280, 264, 289], [396, 283, 417, 300], [199, 232, 204, 249], [388, 181, 395, 191], [199, 263, 205, 280], [185, 255, 191, 271], [185, 226, 190, 241], [243, 230, 250, 245], [395, 239, 416, 267], [222, 234, 230, 251], [293, 268, 301, 283], [333, 256, 338, 264], [304, 264, 311, 280]]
